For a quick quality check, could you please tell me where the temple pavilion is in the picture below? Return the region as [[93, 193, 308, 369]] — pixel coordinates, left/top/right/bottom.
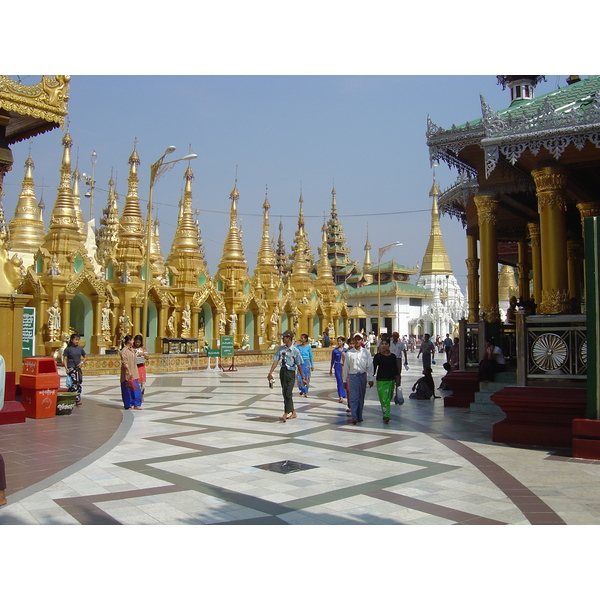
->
[[427, 75, 600, 449]]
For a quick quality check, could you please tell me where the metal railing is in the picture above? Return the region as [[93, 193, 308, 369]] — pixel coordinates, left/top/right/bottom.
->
[[458, 320, 481, 370], [516, 313, 587, 386], [457, 320, 516, 371]]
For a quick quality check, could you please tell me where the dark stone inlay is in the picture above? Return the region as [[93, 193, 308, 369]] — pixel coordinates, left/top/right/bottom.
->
[[253, 460, 319, 474], [55, 499, 122, 525], [150, 377, 183, 387], [367, 489, 507, 525], [248, 416, 281, 423], [52, 484, 188, 525], [216, 515, 290, 525], [399, 416, 567, 525]]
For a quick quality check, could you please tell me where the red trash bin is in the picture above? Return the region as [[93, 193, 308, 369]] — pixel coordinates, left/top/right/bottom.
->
[[20, 357, 60, 419]]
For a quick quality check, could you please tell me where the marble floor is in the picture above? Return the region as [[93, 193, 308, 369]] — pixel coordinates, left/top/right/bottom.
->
[[2, 357, 600, 526]]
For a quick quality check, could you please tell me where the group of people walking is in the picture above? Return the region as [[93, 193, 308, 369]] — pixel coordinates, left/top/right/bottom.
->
[[269, 330, 423, 425], [61, 332, 149, 412]]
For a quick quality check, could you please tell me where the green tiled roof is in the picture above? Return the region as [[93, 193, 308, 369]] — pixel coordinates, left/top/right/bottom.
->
[[337, 281, 431, 297], [428, 76, 600, 177], [460, 75, 600, 131], [369, 259, 412, 272]]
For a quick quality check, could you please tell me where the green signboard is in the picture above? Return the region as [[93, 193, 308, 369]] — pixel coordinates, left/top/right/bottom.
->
[[220, 335, 234, 357], [207, 349, 220, 358], [22, 306, 36, 357]]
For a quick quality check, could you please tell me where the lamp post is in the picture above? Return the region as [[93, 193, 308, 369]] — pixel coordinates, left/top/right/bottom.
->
[[142, 147, 197, 339], [377, 241, 402, 337], [81, 150, 97, 221]]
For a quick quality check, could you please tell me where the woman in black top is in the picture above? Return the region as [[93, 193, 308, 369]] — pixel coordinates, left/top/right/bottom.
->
[[372, 338, 400, 423]]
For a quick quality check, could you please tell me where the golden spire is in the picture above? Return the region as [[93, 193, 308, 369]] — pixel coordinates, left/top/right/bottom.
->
[[363, 228, 372, 271], [149, 213, 165, 276], [289, 194, 312, 293], [217, 179, 247, 268], [276, 219, 289, 278], [170, 164, 201, 254], [166, 162, 208, 287], [325, 183, 351, 280], [290, 191, 314, 265], [8, 152, 46, 262], [331, 183, 337, 216], [95, 172, 120, 267], [298, 190, 305, 229], [255, 188, 277, 273], [419, 169, 452, 276], [47, 130, 77, 233], [114, 141, 145, 279], [71, 163, 87, 240], [317, 222, 334, 282], [41, 129, 86, 274], [194, 207, 206, 264]]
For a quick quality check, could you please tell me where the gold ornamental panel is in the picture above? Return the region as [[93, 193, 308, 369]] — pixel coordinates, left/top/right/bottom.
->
[[474, 196, 499, 227], [531, 167, 568, 194], [480, 303, 501, 323], [527, 222, 540, 247], [0, 75, 70, 124], [537, 191, 567, 213], [539, 289, 571, 315]]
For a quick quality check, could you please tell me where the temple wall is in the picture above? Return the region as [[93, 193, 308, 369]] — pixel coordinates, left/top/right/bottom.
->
[[80, 347, 333, 376]]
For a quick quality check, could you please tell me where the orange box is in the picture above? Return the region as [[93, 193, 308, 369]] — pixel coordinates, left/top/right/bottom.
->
[[21, 387, 58, 419], [20, 357, 60, 390]]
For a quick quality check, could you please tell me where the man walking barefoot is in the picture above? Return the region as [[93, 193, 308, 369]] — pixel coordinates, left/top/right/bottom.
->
[[267, 330, 307, 422], [342, 334, 374, 424]]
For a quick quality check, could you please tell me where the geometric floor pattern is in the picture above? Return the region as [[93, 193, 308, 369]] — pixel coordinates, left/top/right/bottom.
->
[[3, 360, 600, 525]]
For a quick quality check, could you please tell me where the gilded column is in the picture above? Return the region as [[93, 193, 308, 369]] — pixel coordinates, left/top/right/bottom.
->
[[532, 166, 570, 314], [132, 304, 140, 337], [91, 296, 102, 352], [307, 315, 314, 339], [158, 305, 167, 344], [239, 312, 246, 345], [191, 307, 199, 339], [474, 195, 500, 323], [517, 239, 530, 302], [466, 234, 479, 322], [62, 296, 72, 339], [527, 222, 542, 306], [576, 201, 600, 233], [36, 297, 48, 353]]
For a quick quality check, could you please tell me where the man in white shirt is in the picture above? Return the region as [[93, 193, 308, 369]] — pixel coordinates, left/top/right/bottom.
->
[[390, 332, 408, 377], [342, 333, 374, 424]]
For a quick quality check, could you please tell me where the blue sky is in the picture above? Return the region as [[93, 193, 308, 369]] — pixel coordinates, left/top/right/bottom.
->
[[3, 5, 590, 296], [2, 74, 584, 291]]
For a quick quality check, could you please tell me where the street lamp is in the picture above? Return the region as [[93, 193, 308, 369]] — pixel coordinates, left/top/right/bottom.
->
[[377, 241, 402, 337], [81, 150, 97, 221], [142, 147, 198, 339]]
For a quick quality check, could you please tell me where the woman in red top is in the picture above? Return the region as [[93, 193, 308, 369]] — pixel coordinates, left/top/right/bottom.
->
[[133, 334, 149, 397]]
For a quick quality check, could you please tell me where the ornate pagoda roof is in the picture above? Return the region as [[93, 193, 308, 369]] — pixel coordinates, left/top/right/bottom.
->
[[0, 76, 70, 144], [427, 75, 600, 179]]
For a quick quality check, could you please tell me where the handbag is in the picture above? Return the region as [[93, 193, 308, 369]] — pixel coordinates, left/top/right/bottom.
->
[[126, 377, 138, 391], [65, 373, 73, 388]]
